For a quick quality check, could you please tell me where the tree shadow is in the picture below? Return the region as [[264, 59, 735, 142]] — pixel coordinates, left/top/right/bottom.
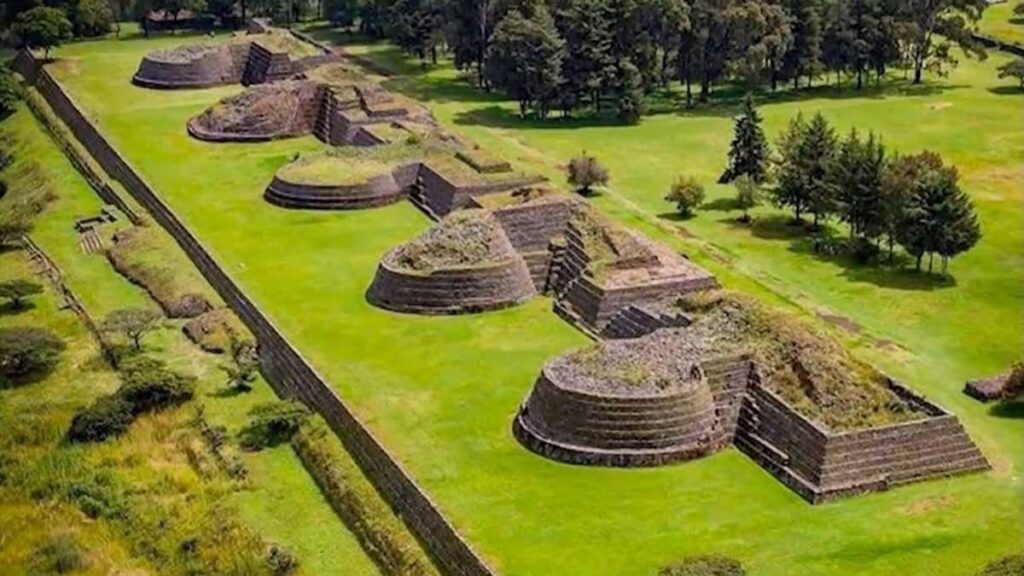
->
[[989, 399, 1024, 419], [721, 214, 959, 291], [0, 301, 36, 316], [657, 211, 695, 222], [701, 197, 740, 212], [987, 85, 1024, 96]]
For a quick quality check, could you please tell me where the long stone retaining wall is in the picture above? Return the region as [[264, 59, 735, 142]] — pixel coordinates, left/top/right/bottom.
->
[[12, 50, 494, 576]]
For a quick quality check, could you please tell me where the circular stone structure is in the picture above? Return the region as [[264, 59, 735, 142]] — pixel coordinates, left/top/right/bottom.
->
[[133, 43, 248, 89], [264, 154, 406, 209], [188, 81, 322, 142], [366, 210, 536, 314], [514, 336, 723, 467]]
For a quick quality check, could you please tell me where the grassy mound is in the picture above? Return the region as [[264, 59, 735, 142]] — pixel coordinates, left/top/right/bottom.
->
[[388, 210, 516, 272], [277, 153, 395, 186], [678, 291, 922, 430], [106, 226, 218, 318], [304, 63, 367, 85], [250, 29, 321, 58]]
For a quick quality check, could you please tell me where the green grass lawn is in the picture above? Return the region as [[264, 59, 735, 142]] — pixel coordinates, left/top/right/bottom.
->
[[978, 1, 1024, 45], [39, 31, 1024, 576], [0, 106, 378, 576]]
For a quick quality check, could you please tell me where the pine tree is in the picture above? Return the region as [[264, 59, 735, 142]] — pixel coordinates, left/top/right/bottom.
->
[[895, 151, 981, 273], [781, 0, 824, 89], [835, 129, 886, 239], [800, 112, 839, 228], [773, 112, 811, 222], [719, 94, 771, 184]]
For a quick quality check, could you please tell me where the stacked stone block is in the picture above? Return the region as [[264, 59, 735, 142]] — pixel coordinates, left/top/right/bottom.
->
[[264, 172, 405, 210], [515, 361, 723, 467]]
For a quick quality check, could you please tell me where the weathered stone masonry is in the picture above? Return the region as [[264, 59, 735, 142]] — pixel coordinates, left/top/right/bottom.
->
[[13, 50, 494, 576]]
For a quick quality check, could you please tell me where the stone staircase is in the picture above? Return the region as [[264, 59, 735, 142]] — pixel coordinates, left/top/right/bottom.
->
[[406, 180, 440, 221], [240, 45, 273, 86], [313, 87, 335, 144]]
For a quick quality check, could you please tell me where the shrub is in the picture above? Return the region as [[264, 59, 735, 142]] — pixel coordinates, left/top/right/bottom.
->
[[0, 68, 19, 119], [567, 153, 609, 196], [118, 356, 196, 413], [665, 175, 705, 217], [0, 278, 44, 309], [66, 395, 134, 443], [0, 209, 32, 247], [0, 326, 65, 385], [239, 401, 310, 451], [978, 555, 1024, 576], [265, 545, 300, 575], [1003, 363, 1024, 399], [32, 534, 89, 574], [659, 555, 746, 576]]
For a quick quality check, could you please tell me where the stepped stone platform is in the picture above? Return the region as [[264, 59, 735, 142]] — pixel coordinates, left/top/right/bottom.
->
[[133, 28, 339, 90], [516, 294, 990, 503], [366, 211, 537, 314], [189, 77, 438, 145], [514, 338, 726, 467], [263, 146, 545, 213], [187, 81, 323, 142]]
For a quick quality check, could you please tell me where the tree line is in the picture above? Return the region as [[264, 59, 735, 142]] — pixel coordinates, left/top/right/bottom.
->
[[563, 96, 982, 276], [330, 0, 990, 120], [718, 96, 981, 274]]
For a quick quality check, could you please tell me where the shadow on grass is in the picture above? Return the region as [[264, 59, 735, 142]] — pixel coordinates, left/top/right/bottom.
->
[[0, 301, 36, 316], [702, 197, 740, 212], [987, 85, 1024, 96], [713, 214, 959, 292], [657, 211, 696, 223], [989, 399, 1024, 419]]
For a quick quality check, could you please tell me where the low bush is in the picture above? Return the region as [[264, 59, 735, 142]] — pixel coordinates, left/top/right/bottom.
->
[[238, 401, 310, 451], [32, 533, 89, 574], [0, 326, 65, 386], [1003, 363, 1024, 399], [67, 356, 194, 443], [658, 555, 746, 576], [978, 555, 1024, 576], [118, 356, 196, 413], [66, 395, 134, 443], [292, 417, 439, 576]]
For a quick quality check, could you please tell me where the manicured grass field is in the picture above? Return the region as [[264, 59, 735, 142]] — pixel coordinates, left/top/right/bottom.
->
[[0, 106, 378, 575], [41, 29, 1023, 575]]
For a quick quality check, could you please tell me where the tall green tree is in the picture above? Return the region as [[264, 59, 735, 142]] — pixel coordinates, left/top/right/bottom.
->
[[781, 0, 823, 89], [895, 151, 981, 273], [720, 94, 771, 184], [12, 6, 72, 59], [552, 0, 614, 113], [898, 0, 987, 84], [800, 112, 839, 228], [485, 7, 565, 118], [834, 128, 886, 239]]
